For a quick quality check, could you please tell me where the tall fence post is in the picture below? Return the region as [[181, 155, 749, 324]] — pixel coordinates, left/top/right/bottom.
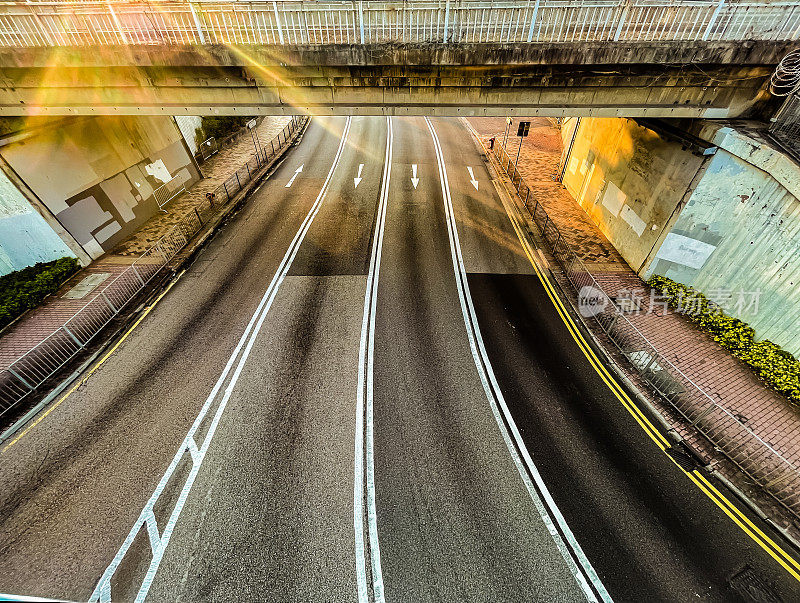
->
[[526, 0, 540, 42], [702, 0, 726, 41], [25, 4, 53, 46], [101, 293, 118, 314], [273, 1, 285, 44], [106, 1, 129, 44], [613, 0, 631, 41], [301, 2, 311, 43], [7, 367, 34, 391], [131, 264, 146, 286], [443, 0, 450, 41], [63, 325, 85, 349], [188, 1, 206, 43], [359, 0, 365, 43]]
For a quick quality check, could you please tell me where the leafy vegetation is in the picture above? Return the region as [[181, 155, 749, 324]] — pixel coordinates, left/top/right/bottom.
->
[[0, 257, 79, 330], [195, 116, 253, 148], [648, 274, 800, 406]]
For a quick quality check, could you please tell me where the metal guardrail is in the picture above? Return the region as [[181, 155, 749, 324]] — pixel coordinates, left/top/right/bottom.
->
[[199, 136, 218, 162], [0, 0, 798, 47], [769, 91, 800, 160], [153, 174, 186, 211], [0, 115, 306, 419], [493, 141, 800, 517]]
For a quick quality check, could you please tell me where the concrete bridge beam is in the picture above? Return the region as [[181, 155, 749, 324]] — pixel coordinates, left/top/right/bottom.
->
[[0, 41, 791, 118]]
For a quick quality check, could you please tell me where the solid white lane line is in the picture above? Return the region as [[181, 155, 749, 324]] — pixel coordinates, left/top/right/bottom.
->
[[355, 116, 392, 603], [423, 117, 612, 603], [90, 116, 353, 603]]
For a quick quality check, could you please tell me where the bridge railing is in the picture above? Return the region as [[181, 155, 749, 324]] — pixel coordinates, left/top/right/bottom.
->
[[0, 0, 798, 47]]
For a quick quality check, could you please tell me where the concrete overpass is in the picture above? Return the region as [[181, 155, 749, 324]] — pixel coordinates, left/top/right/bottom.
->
[[0, 1, 798, 118]]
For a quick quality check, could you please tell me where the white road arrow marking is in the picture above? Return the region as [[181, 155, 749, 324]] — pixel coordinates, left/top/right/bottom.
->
[[354, 163, 364, 188], [467, 166, 479, 191], [285, 164, 303, 188], [411, 164, 419, 189]]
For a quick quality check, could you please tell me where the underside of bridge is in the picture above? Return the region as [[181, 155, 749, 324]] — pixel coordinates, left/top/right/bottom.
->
[[0, 41, 791, 118]]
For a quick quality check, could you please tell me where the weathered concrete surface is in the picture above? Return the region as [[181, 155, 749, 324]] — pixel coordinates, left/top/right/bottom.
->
[[0, 41, 791, 117], [0, 116, 200, 257], [561, 115, 800, 355], [646, 123, 800, 356], [560, 117, 706, 273]]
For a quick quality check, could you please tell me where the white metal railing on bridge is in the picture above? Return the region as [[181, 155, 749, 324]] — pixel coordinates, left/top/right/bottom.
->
[[0, 0, 798, 47]]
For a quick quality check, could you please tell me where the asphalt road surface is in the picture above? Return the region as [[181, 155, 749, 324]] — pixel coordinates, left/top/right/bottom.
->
[[1, 116, 800, 602]]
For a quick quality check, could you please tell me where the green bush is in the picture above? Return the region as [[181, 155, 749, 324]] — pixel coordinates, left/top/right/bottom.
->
[[195, 116, 253, 147], [647, 275, 800, 406], [0, 257, 79, 330]]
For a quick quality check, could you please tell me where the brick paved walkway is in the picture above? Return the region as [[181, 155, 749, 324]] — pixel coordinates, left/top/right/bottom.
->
[[469, 116, 800, 527], [0, 116, 292, 372]]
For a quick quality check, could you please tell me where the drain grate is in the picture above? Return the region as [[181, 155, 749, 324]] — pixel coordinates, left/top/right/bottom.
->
[[729, 565, 783, 603], [665, 443, 701, 472]]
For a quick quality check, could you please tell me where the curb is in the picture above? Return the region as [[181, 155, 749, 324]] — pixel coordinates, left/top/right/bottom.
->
[[0, 117, 310, 447]]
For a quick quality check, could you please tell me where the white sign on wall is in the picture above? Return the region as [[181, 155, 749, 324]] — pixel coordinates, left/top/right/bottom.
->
[[620, 204, 647, 237], [601, 181, 626, 217], [144, 159, 172, 184], [655, 232, 717, 269]]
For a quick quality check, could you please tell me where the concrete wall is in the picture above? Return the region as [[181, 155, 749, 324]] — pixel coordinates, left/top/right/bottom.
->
[[562, 116, 800, 355], [0, 168, 75, 276], [561, 117, 704, 271], [0, 41, 789, 118], [174, 116, 202, 155], [0, 116, 200, 259], [646, 137, 800, 356]]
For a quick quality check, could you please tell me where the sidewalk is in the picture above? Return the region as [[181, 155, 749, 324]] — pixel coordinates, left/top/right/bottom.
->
[[0, 116, 291, 373], [469, 116, 800, 531]]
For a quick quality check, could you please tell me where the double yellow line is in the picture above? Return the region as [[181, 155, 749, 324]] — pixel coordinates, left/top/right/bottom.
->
[[497, 178, 800, 584]]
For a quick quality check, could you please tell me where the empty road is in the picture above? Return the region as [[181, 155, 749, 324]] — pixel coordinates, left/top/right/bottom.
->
[[1, 116, 800, 602]]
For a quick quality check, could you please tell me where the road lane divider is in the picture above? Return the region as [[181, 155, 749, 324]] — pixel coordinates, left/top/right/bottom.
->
[[89, 116, 353, 603], [354, 116, 391, 603], [487, 143, 800, 586], [424, 117, 612, 603]]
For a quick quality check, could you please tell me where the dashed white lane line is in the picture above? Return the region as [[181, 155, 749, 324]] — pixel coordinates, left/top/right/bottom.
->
[[89, 116, 353, 603], [424, 116, 612, 603]]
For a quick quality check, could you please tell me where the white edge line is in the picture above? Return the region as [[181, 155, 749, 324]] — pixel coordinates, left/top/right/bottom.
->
[[90, 116, 353, 603], [424, 117, 612, 603]]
